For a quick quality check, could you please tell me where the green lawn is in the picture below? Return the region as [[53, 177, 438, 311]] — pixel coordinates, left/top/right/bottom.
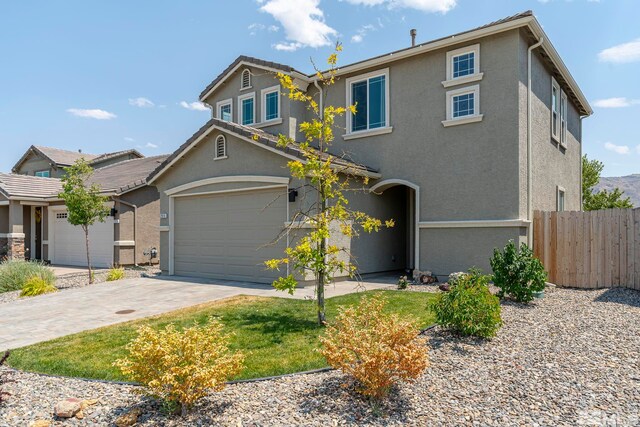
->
[[8, 290, 436, 381]]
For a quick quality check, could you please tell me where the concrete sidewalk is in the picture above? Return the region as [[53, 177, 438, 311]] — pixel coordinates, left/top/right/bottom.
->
[[0, 275, 390, 351]]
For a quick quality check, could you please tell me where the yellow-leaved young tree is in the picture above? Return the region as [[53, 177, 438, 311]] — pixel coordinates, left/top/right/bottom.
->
[[265, 45, 394, 325]]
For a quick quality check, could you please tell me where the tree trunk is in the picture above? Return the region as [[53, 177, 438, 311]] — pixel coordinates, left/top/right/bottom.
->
[[316, 194, 328, 325], [83, 226, 93, 284]]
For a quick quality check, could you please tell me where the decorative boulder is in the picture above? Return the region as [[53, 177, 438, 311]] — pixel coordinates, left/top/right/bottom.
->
[[54, 398, 82, 418], [115, 408, 142, 427]]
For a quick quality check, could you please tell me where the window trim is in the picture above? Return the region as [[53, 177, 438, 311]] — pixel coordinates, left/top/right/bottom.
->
[[216, 98, 233, 122], [444, 44, 481, 86], [551, 77, 560, 143], [237, 92, 256, 126], [345, 68, 391, 138], [557, 185, 566, 212], [214, 135, 227, 160], [261, 85, 281, 123], [443, 85, 483, 127], [560, 89, 568, 148], [240, 68, 252, 91], [35, 170, 50, 178]]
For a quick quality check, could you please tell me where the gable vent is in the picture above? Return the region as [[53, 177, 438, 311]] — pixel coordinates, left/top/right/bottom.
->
[[215, 135, 227, 159], [241, 69, 251, 89]]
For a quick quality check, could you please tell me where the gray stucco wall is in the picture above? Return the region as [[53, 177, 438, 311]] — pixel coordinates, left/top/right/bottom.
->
[[115, 185, 161, 265], [517, 30, 582, 213]]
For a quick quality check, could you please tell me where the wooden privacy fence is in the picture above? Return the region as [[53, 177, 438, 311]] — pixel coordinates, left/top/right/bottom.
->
[[533, 209, 640, 290]]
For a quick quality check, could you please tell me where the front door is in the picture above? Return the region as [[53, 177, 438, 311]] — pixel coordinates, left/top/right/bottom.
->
[[35, 207, 42, 260]]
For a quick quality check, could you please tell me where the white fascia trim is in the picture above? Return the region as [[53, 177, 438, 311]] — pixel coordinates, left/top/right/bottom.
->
[[19, 201, 49, 206], [419, 219, 531, 229], [260, 85, 281, 123], [253, 118, 283, 129], [200, 61, 310, 102], [237, 92, 256, 126], [216, 98, 233, 121], [442, 72, 483, 88], [114, 240, 136, 246], [445, 43, 480, 82], [165, 175, 290, 196], [345, 68, 390, 136], [343, 126, 393, 141]]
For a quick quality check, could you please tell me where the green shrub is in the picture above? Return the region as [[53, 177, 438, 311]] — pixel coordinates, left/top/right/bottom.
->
[[431, 272, 502, 338], [106, 266, 125, 282], [0, 260, 56, 293], [490, 240, 547, 303], [20, 275, 58, 297], [397, 275, 409, 290]]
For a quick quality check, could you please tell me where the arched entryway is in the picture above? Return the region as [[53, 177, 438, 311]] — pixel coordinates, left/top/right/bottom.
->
[[369, 180, 420, 273]]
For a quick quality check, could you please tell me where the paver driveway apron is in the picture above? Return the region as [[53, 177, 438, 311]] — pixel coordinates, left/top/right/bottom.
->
[[0, 276, 389, 351]]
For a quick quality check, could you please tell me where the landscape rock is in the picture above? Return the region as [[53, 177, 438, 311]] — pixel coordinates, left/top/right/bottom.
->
[[29, 421, 51, 427], [54, 397, 82, 418], [115, 407, 142, 427]]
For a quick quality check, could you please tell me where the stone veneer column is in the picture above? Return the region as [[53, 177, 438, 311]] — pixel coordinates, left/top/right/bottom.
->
[[6, 236, 25, 260]]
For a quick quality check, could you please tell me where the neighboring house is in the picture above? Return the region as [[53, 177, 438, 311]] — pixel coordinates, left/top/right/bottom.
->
[[148, 10, 592, 282], [12, 145, 143, 178], [0, 153, 167, 267]]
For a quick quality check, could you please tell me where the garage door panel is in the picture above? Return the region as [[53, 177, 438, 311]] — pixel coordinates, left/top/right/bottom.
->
[[53, 211, 114, 268], [173, 188, 287, 283]]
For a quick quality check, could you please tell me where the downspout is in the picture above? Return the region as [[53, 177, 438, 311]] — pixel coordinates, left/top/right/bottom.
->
[[117, 198, 138, 266], [527, 37, 544, 247]]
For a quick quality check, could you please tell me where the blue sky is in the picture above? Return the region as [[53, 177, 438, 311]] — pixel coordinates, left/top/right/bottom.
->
[[1, 0, 639, 176]]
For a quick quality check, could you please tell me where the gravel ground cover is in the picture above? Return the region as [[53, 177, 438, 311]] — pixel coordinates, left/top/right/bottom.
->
[[1, 286, 639, 426], [0, 267, 160, 305]]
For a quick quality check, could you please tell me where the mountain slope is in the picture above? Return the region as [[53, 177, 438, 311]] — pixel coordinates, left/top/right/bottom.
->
[[595, 174, 640, 207]]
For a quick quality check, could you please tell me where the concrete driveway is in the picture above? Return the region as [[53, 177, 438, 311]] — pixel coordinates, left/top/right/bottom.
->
[[0, 275, 391, 351]]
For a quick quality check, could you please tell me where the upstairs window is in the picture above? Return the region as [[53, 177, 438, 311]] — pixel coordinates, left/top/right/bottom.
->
[[241, 69, 251, 90], [443, 85, 483, 127], [453, 92, 475, 118], [560, 90, 568, 147], [35, 170, 50, 178], [217, 99, 232, 122], [346, 69, 389, 134], [551, 77, 560, 142], [238, 93, 255, 126], [215, 135, 227, 159], [445, 44, 481, 85], [262, 86, 280, 122]]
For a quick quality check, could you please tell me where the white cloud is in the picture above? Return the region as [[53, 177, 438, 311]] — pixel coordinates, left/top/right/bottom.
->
[[128, 97, 155, 108], [66, 108, 116, 120], [593, 97, 640, 108], [637, 145, 640, 154], [598, 38, 640, 64], [248, 23, 281, 35], [604, 142, 630, 155], [145, 142, 158, 149], [124, 137, 135, 142], [351, 34, 364, 43], [351, 24, 376, 43], [343, 0, 456, 13], [179, 101, 209, 112], [259, 0, 338, 51]]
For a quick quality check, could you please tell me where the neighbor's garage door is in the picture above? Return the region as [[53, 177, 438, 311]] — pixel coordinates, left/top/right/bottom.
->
[[173, 187, 287, 283], [52, 210, 114, 268]]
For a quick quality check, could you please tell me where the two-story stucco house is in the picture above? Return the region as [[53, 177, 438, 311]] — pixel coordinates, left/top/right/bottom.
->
[[1, 146, 166, 267], [148, 11, 592, 282]]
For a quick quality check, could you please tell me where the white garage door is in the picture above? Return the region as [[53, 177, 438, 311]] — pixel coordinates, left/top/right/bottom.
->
[[173, 187, 287, 283], [52, 210, 114, 268]]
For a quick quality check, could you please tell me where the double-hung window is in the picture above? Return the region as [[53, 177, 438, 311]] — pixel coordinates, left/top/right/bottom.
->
[[443, 85, 482, 126], [261, 86, 280, 122], [443, 44, 482, 87], [345, 69, 390, 136], [216, 99, 232, 122], [238, 93, 255, 126], [35, 170, 50, 178], [551, 78, 560, 141], [560, 90, 568, 147]]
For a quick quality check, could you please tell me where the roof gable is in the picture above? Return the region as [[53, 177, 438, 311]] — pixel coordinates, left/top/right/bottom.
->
[[12, 145, 97, 173], [147, 118, 379, 185]]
